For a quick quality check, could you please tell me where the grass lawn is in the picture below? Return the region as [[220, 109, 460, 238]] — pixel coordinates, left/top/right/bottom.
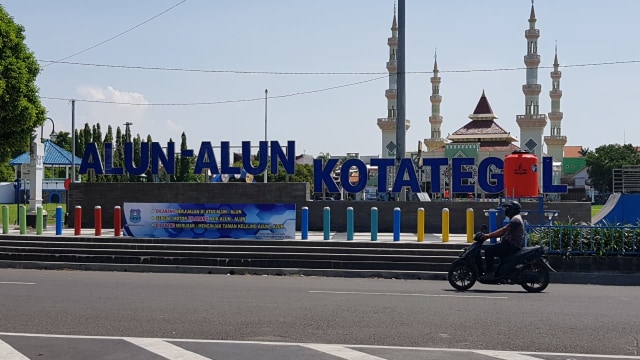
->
[[0, 203, 66, 225], [591, 204, 603, 217]]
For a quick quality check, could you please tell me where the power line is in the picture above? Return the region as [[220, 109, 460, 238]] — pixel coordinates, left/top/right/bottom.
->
[[37, 59, 640, 75], [40, 75, 388, 106], [38, 60, 384, 75], [44, 0, 187, 67]]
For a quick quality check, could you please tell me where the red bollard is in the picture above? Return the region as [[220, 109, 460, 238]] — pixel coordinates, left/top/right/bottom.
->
[[113, 206, 122, 237], [94, 206, 102, 236], [74, 206, 82, 236]]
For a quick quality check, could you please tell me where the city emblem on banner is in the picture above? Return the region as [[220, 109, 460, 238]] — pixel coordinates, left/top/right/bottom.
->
[[129, 208, 142, 223]]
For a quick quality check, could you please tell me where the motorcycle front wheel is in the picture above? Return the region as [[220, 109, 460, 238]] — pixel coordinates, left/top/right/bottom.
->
[[448, 259, 478, 291], [520, 261, 550, 293]]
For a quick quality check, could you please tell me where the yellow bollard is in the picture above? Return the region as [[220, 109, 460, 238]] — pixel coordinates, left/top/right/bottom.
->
[[442, 208, 449, 242], [417, 208, 425, 242], [466, 208, 475, 243]]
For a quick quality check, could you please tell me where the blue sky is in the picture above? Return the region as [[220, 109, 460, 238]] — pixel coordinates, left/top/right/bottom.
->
[[4, 0, 640, 158]]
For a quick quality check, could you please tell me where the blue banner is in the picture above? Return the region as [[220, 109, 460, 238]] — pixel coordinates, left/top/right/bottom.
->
[[123, 203, 296, 239]]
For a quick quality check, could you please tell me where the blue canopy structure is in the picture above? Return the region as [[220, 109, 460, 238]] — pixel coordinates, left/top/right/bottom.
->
[[9, 140, 82, 166]]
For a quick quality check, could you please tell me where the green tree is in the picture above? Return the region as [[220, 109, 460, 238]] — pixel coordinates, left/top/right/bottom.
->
[[53, 131, 72, 152], [114, 127, 125, 182], [132, 134, 143, 182], [103, 126, 114, 183], [0, 5, 46, 181], [586, 143, 640, 193], [145, 134, 154, 181], [317, 152, 333, 199], [176, 132, 191, 182]]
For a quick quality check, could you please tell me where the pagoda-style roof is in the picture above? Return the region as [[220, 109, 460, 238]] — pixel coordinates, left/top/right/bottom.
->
[[447, 90, 519, 143], [9, 140, 82, 166], [470, 90, 495, 119]]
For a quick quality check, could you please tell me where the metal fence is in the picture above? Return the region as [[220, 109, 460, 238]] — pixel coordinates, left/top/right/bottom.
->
[[525, 224, 640, 256]]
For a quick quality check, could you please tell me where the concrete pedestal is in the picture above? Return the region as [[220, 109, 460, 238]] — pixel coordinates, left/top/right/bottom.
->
[[26, 210, 47, 229]]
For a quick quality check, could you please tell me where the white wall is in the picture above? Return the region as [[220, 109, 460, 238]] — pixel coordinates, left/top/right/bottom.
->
[[0, 182, 15, 203]]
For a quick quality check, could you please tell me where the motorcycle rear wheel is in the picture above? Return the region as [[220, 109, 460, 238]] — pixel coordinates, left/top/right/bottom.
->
[[520, 261, 550, 293], [448, 260, 478, 291]]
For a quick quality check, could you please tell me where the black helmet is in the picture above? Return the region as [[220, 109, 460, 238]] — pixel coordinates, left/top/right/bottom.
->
[[502, 200, 521, 218]]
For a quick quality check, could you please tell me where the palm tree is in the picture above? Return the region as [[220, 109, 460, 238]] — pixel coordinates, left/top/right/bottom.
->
[[579, 147, 590, 157]]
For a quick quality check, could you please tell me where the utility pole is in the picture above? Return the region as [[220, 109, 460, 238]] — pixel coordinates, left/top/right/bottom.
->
[[396, 0, 406, 201], [71, 99, 76, 182], [264, 89, 268, 184]]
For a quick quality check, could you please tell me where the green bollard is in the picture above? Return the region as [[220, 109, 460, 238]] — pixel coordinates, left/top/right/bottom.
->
[[2, 205, 8, 234], [36, 206, 43, 235], [19, 205, 26, 234]]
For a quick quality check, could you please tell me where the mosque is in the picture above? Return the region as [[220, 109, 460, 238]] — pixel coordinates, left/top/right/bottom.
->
[[376, 2, 567, 199]]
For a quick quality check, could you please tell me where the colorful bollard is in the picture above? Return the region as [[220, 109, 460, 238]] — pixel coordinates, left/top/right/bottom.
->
[[466, 208, 474, 243], [417, 208, 425, 242], [36, 206, 43, 235], [442, 208, 450, 242], [323, 207, 330, 240], [393, 207, 401, 242], [74, 206, 82, 236], [346, 207, 354, 241], [19, 205, 26, 235], [2, 205, 8, 234], [370, 207, 378, 241], [114, 206, 122, 237], [56, 206, 63, 235], [94, 206, 102, 236], [301, 207, 308, 240], [488, 209, 498, 244]]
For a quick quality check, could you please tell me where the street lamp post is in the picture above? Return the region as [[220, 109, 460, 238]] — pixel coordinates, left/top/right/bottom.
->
[[41, 117, 57, 143]]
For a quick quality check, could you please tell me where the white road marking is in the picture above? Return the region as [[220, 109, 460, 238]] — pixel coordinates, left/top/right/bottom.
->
[[473, 350, 543, 359], [303, 344, 388, 360], [309, 290, 508, 299], [125, 337, 211, 360], [0, 338, 30, 360], [0, 282, 35, 285], [1, 332, 639, 359]]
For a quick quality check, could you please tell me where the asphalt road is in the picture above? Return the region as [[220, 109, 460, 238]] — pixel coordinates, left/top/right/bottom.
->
[[1, 269, 639, 359]]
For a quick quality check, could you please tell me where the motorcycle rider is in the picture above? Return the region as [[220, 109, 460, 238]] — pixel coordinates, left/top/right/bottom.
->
[[480, 200, 524, 281]]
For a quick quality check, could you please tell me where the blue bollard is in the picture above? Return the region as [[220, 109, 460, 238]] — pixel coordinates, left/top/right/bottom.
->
[[346, 207, 354, 241], [393, 207, 401, 242], [371, 207, 378, 241], [55, 206, 63, 235], [323, 207, 330, 240], [301, 207, 308, 240], [488, 209, 498, 244]]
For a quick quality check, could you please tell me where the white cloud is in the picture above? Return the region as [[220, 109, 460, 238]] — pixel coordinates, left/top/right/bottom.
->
[[78, 86, 148, 105], [75, 85, 150, 138]]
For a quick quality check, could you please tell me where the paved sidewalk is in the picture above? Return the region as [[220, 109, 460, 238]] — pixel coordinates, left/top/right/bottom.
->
[[1, 225, 470, 244]]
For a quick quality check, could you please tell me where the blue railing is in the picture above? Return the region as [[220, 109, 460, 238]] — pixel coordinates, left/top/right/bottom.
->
[[525, 224, 640, 256]]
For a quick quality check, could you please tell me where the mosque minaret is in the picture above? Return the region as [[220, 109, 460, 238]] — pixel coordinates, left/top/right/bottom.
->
[[544, 44, 567, 162], [424, 51, 445, 151], [516, 1, 547, 183], [377, 4, 410, 158]]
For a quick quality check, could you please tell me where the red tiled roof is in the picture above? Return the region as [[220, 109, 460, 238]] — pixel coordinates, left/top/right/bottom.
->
[[563, 145, 583, 158], [451, 120, 511, 136]]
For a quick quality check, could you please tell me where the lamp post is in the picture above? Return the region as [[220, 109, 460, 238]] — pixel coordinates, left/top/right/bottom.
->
[[264, 89, 268, 184], [41, 117, 57, 143]]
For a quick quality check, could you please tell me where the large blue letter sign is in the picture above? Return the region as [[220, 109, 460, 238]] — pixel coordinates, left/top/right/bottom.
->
[[452, 158, 475, 193]]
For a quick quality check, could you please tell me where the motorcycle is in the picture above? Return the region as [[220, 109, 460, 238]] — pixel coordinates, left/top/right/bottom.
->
[[447, 225, 555, 292]]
